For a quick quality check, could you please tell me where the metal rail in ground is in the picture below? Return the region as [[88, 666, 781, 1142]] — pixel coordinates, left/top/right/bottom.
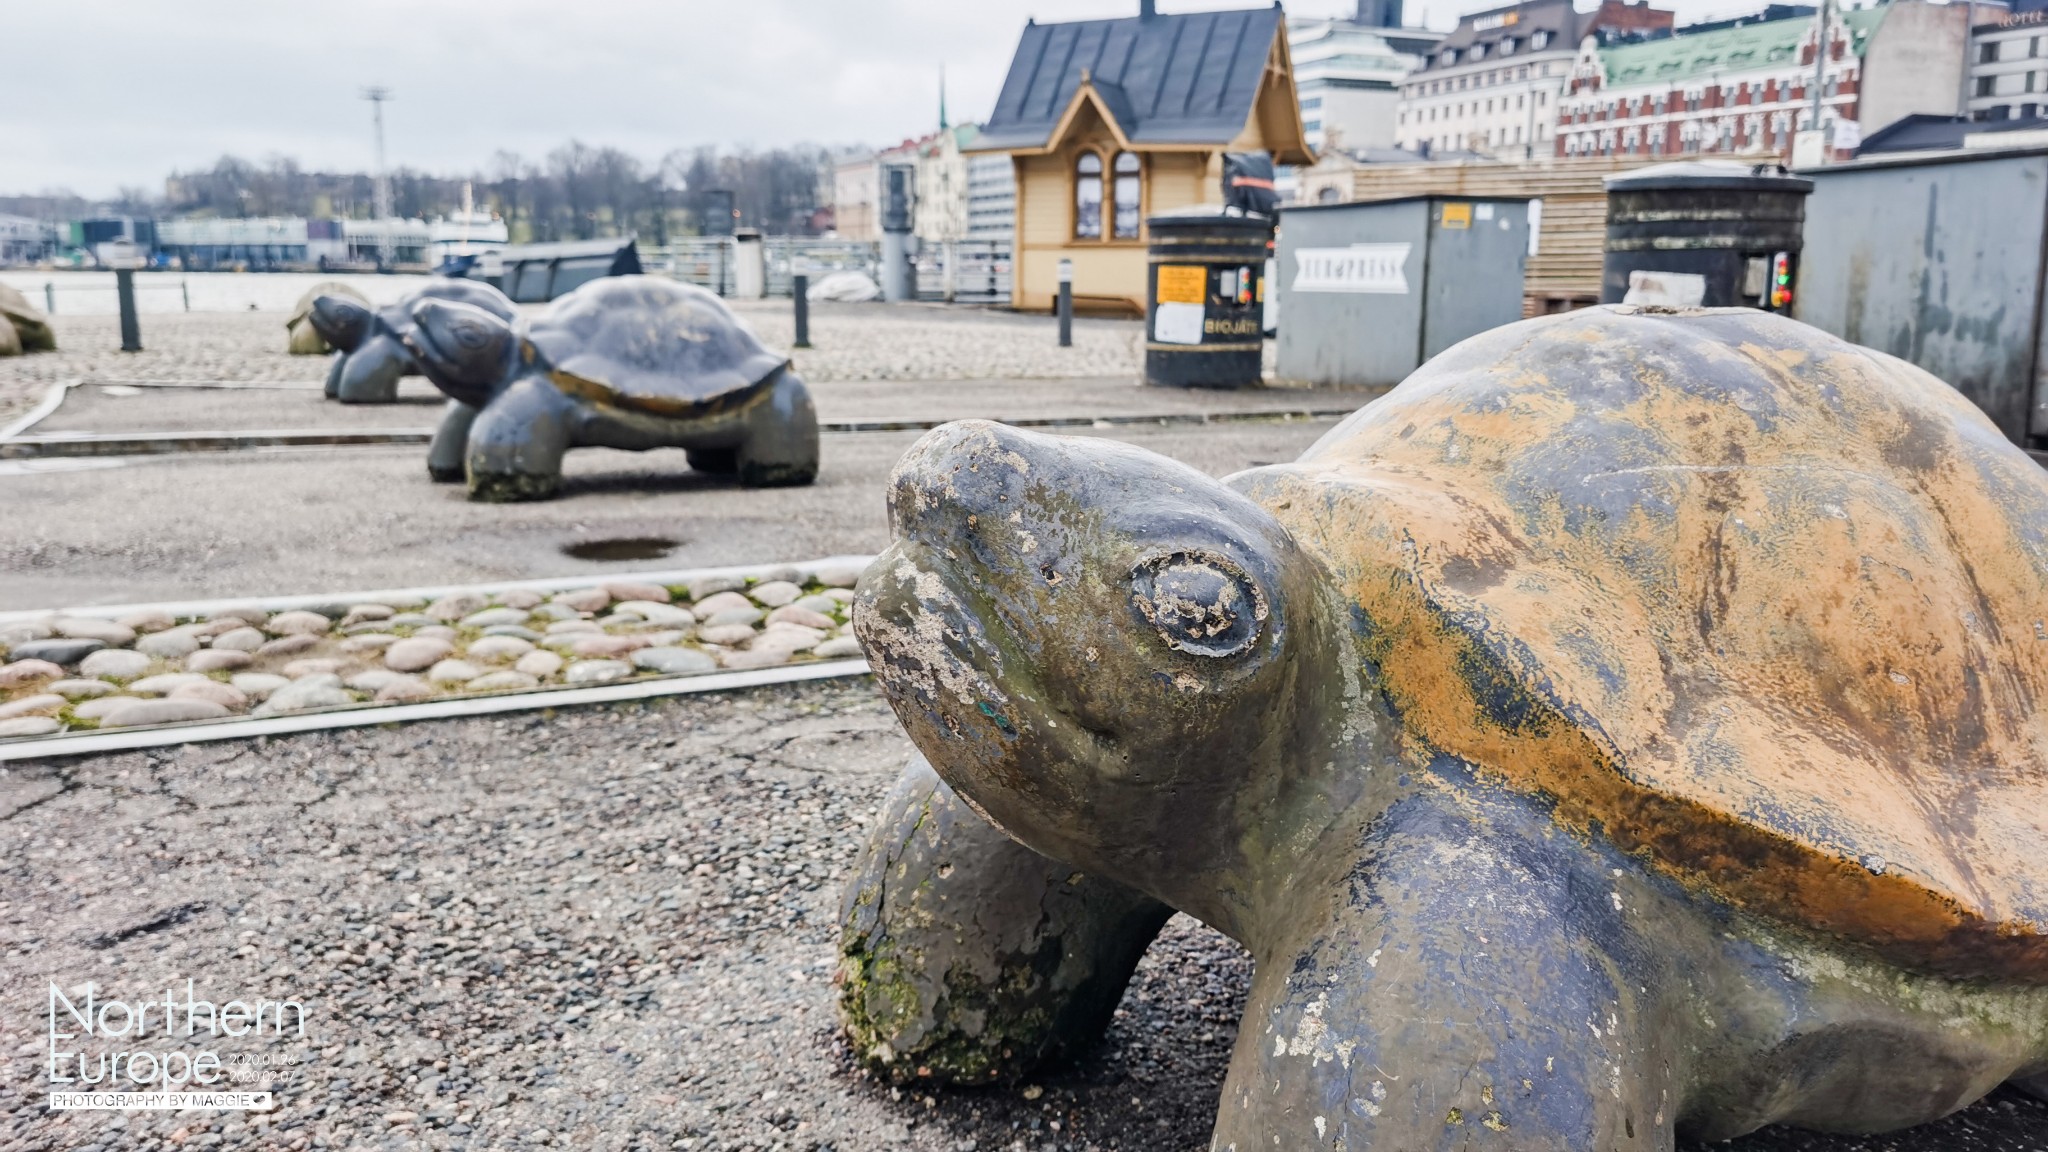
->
[[0, 406, 1358, 460], [0, 658, 870, 763]]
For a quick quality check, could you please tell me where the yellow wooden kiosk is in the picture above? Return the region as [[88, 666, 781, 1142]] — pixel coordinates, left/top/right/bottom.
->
[[973, 2, 1314, 315]]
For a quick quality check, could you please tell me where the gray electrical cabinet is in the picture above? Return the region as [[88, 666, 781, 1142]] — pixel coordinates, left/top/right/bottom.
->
[[1797, 145, 2048, 449], [1275, 195, 1532, 390]]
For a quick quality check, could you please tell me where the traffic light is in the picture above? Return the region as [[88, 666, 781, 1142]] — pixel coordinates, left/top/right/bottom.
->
[[1769, 251, 1794, 310]]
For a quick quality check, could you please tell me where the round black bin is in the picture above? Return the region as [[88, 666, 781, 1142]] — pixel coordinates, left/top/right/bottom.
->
[[1145, 208, 1273, 389], [1602, 161, 1813, 311]]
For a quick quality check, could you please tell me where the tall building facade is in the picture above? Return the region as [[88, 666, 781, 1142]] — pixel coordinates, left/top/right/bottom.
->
[[1396, 0, 1673, 158], [965, 152, 1017, 241], [1291, 16, 1442, 153], [1971, 1, 2048, 121], [1559, 1, 1967, 161]]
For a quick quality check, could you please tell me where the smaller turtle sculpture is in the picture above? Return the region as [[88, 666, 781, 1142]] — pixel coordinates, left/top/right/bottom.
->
[[285, 280, 367, 355], [402, 274, 818, 502], [307, 278, 517, 403], [0, 284, 55, 354], [846, 305, 2048, 1149]]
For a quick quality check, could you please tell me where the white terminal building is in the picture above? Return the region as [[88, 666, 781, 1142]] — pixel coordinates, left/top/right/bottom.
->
[[1396, 0, 1676, 158], [1290, 10, 1444, 152]]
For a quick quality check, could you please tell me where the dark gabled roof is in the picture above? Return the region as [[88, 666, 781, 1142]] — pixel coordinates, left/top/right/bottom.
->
[[1857, 113, 2048, 155], [975, 6, 1286, 152]]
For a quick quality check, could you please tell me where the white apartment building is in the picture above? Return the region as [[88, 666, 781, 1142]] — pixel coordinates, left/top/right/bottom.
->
[[1972, 4, 2048, 120], [965, 151, 1017, 241], [1397, 0, 1674, 158], [914, 124, 980, 245]]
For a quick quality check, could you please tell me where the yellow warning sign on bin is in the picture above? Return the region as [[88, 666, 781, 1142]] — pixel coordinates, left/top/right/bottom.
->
[[1441, 203, 1473, 230], [1156, 265, 1207, 304]]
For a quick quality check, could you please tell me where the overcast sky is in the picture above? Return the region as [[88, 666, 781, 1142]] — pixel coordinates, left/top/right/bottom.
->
[[11, 0, 1765, 200]]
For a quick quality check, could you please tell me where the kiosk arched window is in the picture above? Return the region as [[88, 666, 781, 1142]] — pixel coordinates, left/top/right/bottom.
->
[[1074, 152, 1104, 239], [1111, 152, 1142, 239]]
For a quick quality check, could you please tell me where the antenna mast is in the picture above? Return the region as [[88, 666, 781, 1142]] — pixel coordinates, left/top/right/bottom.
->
[[361, 85, 394, 265]]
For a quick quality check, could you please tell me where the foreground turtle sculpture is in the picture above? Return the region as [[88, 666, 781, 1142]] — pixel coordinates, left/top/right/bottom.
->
[[307, 278, 516, 403], [843, 305, 2048, 1149], [403, 275, 818, 502]]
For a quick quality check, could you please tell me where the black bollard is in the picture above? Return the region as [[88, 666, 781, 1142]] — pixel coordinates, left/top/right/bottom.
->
[[1057, 258, 1073, 348], [793, 272, 812, 349], [115, 269, 142, 352]]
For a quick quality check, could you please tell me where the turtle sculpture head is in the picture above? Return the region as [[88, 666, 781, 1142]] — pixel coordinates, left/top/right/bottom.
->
[[308, 295, 373, 353], [405, 297, 521, 408], [856, 421, 1372, 938]]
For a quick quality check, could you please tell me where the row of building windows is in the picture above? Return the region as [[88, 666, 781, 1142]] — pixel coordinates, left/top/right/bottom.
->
[[1407, 63, 1556, 98], [1438, 30, 1553, 67], [1980, 35, 2046, 63], [1400, 90, 1549, 123], [1978, 70, 2048, 96], [1565, 77, 1836, 122], [1409, 122, 1553, 151], [1073, 151, 1141, 241], [1563, 112, 1799, 156]]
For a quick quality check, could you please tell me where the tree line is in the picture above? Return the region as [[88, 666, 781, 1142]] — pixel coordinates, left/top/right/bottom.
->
[[3, 143, 843, 241]]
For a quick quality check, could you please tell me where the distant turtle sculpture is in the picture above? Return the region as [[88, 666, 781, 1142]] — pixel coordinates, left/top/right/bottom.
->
[[845, 306, 2048, 1148], [0, 283, 55, 353], [307, 279, 517, 403], [285, 280, 367, 355], [403, 274, 818, 502]]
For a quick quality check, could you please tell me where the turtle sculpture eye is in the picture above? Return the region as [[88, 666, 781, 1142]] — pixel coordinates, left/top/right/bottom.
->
[[1129, 551, 1267, 658], [450, 319, 493, 349]]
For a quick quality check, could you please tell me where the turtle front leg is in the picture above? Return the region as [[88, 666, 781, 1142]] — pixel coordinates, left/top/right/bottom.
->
[[428, 399, 479, 483], [465, 377, 576, 503], [839, 753, 1173, 1085], [734, 367, 820, 487], [322, 350, 347, 399], [335, 333, 408, 403], [1215, 782, 1688, 1152]]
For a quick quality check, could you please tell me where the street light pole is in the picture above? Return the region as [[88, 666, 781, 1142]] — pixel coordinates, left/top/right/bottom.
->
[[361, 85, 394, 267]]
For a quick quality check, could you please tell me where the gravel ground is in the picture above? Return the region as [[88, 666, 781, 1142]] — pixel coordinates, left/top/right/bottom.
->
[[0, 303, 1162, 430], [4, 679, 2044, 1152]]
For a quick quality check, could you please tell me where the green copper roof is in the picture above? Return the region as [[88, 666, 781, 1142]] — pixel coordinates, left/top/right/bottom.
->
[[1598, 4, 1886, 88]]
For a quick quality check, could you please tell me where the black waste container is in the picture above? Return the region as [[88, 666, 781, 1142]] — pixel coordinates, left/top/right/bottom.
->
[[1145, 208, 1273, 389], [1601, 161, 1812, 311]]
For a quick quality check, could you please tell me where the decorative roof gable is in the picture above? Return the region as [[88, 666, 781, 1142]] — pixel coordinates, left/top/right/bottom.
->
[[975, 6, 1307, 159]]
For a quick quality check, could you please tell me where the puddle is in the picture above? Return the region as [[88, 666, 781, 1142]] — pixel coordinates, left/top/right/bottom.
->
[[562, 536, 679, 562]]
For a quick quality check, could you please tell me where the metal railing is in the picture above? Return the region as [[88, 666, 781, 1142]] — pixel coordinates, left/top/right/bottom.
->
[[641, 237, 1011, 305], [30, 278, 193, 314]]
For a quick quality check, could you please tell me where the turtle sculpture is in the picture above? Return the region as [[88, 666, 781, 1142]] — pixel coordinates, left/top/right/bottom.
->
[[0, 283, 55, 354], [285, 280, 368, 356], [307, 278, 517, 403], [842, 305, 2048, 1149], [402, 274, 818, 502]]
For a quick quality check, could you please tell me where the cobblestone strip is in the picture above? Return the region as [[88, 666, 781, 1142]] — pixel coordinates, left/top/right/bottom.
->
[[0, 558, 876, 752]]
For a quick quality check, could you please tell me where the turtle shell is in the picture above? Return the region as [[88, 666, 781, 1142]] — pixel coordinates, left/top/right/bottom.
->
[[524, 276, 788, 418], [0, 283, 54, 352], [380, 278, 516, 334], [1243, 305, 2048, 980]]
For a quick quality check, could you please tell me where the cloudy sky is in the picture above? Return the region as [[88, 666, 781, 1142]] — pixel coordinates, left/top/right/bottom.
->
[[13, 0, 1760, 199]]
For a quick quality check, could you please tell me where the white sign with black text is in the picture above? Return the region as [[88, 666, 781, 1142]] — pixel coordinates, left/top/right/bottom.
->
[[1291, 243, 1412, 295]]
